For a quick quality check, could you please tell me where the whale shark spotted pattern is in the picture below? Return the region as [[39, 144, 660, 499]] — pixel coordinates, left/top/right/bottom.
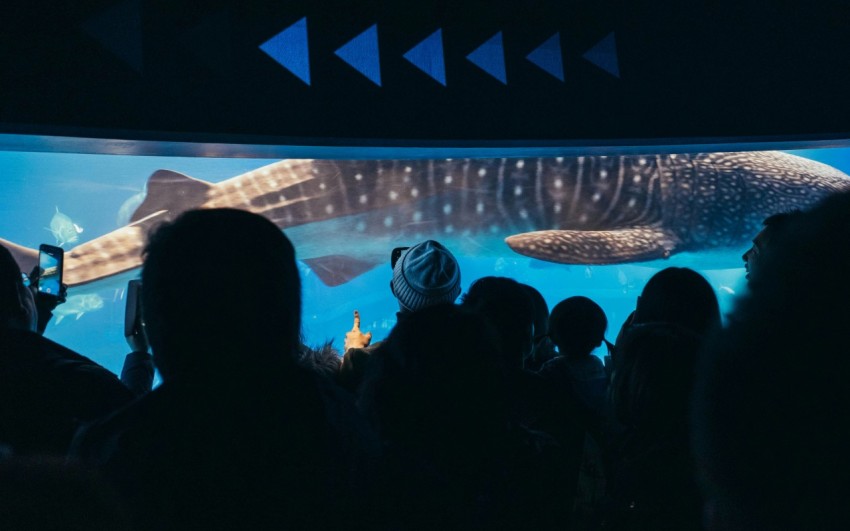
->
[[2, 151, 849, 287]]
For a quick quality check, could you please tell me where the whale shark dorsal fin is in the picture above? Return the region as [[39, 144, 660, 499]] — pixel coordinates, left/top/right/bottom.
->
[[301, 254, 382, 287], [506, 228, 681, 265], [129, 170, 213, 223]]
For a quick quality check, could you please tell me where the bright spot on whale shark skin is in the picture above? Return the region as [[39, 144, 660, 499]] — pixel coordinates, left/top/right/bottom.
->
[[46, 207, 84, 247], [52, 293, 105, 324]]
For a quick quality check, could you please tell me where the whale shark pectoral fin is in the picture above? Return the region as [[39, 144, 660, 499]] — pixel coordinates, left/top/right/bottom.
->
[[301, 255, 383, 287], [505, 228, 681, 265], [130, 170, 214, 223]]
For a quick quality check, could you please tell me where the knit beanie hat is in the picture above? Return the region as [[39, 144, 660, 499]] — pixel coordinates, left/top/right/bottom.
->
[[391, 240, 461, 313]]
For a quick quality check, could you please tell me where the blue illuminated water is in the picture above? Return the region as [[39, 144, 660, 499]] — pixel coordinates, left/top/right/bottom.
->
[[0, 148, 847, 376]]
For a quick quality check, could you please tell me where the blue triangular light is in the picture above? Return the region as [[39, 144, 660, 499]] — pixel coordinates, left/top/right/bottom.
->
[[403, 29, 446, 86], [583, 32, 620, 78], [335, 24, 382, 86], [526, 33, 564, 82], [466, 32, 506, 84], [259, 17, 311, 85]]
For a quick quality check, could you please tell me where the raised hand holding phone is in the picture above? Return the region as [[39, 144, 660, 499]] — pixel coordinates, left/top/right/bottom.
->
[[29, 245, 67, 334], [124, 280, 149, 353], [344, 310, 372, 351]]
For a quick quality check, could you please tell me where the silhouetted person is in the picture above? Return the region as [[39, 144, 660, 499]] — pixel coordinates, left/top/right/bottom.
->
[[693, 191, 850, 531], [462, 277, 589, 523], [537, 296, 614, 524], [71, 209, 377, 530], [540, 296, 609, 400], [297, 340, 341, 382], [0, 244, 133, 456], [741, 210, 802, 282], [523, 284, 557, 372], [388, 240, 462, 314], [633, 267, 721, 338], [459, 277, 548, 424], [461, 276, 534, 372], [364, 304, 573, 530], [339, 240, 461, 392], [538, 295, 612, 431], [601, 323, 703, 531], [0, 456, 132, 530]]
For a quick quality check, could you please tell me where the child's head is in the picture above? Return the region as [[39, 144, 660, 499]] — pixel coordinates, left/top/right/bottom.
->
[[548, 296, 607, 357]]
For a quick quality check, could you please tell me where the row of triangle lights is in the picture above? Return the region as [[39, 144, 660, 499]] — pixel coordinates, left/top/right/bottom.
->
[[260, 18, 620, 87]]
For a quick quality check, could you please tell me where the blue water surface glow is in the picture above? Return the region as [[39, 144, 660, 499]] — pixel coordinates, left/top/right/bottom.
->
[[0, 148, 848, 376]]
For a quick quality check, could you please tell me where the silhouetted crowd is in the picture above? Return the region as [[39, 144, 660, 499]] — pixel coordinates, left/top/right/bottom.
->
[[1, 190, 848, 530]]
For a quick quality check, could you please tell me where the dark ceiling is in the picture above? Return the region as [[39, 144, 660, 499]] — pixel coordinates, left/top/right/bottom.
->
[[1, 0, 848, 147]]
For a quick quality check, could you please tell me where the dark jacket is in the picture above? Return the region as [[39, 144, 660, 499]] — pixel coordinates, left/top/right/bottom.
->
[[598, 424, 702, 531], [71, 360, 380, 531], [0, 327, 134, 456], [538, 355, 608, 410]]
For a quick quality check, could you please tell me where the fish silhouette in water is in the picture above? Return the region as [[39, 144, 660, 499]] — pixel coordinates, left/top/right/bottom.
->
[[2, 151, 849, 287], [45, 207, 84, 247], [52, 293, 104, 324]]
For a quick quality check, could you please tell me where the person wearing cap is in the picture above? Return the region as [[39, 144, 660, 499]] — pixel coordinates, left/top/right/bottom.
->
[[338, 240, 461, 393], [387, 240, 462, 314]]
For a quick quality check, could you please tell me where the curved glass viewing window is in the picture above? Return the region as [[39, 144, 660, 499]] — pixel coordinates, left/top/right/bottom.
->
[[2, 134, 848, 375]]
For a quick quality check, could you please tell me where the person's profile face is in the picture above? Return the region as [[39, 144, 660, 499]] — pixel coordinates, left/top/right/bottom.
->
[[743, 228, 770, 280]]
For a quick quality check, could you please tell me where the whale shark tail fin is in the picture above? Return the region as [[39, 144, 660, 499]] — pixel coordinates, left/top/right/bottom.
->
[[0, 237, 39, 277], [506, 227, 681, 265], [130, 170, 214, 224], [302, 254, 382, 287]]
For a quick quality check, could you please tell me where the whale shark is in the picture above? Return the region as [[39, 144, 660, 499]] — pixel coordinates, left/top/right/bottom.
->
[[2, 151, 848, 287]]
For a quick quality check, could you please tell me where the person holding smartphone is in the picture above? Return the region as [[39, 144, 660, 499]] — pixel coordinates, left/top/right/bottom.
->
[[21, 244, 69, 335], [120, 279, 154, 397], [27, 250, 152, 397], [0, 244, 134, 456], [69, 209, 379, 531]]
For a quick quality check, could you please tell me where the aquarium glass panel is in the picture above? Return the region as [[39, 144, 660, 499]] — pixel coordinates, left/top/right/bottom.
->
[[1, 147, 849, 376]]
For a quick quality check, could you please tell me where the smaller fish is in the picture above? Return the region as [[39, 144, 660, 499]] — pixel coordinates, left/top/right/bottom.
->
[[719, 285, 736, 295], [116, 190, 147, 227], [45, 207, 84, 247], [53, 293, 104, 324]]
